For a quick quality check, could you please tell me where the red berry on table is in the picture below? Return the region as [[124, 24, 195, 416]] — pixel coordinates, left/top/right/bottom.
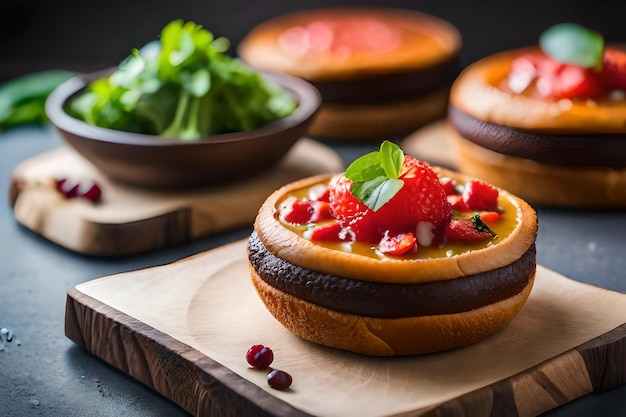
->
[[462, 180, 499, 212], [245, 344, 274, 370], [267, 369, 292, 390]]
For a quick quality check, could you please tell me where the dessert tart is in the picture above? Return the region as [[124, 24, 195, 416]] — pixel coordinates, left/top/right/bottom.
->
[[248, 142, 537, 356], [449, 23, 626, 207], [238, 7, 461, 140]]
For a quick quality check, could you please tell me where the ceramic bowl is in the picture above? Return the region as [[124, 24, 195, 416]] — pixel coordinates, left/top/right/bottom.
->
[[45, 69, 321, 188]]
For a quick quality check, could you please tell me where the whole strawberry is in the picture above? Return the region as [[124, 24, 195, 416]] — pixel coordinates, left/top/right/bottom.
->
[[328, 141, 452, 245]]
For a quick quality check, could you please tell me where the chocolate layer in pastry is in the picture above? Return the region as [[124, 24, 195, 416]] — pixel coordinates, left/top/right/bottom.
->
[[313, 55, 460, 103], [248, 231, 536, 318], [449, 106, 626, 168]]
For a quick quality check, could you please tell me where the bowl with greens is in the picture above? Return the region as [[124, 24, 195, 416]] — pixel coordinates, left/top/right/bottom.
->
[[45, 20, 321, 188]]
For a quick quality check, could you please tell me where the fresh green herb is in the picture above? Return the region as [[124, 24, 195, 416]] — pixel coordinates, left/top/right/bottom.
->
[[68, 20, 297, 139], [539, 23, 604, 68], [345, 140, 404, 212], [472, 214, 497, 237], [0, 70, 76, 132]]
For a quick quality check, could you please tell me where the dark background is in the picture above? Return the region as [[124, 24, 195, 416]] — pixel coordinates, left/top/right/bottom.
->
[[2, 0, 626, 81]]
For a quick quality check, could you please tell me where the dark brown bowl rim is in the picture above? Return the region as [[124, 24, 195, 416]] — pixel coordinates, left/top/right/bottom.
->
[[45, 68, 321, 147]]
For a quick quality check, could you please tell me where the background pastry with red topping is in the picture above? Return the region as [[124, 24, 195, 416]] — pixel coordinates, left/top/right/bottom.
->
[[238, 7, 461, 140], [448, 23, 626, 207]]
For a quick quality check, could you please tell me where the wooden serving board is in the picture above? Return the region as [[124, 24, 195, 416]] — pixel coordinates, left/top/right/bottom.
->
[[9, 138, 343, 256], [65, 239, 626, 417]]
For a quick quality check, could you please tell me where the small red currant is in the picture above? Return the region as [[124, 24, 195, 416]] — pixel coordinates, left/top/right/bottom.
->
[[267, 369, 292, 390], [245, 345, 274, 369], [77, 180, 102, 202]]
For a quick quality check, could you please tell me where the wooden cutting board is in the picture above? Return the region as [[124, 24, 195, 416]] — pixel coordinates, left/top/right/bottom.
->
[[65, 239, 626, 417], [9, 138, 343, 256]]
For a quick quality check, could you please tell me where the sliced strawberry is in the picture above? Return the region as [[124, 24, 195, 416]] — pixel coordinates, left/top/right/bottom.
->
[[447, 194, 470, 212], [601, 47, 626, 90], [281, 199, 333, 224], [308, 222, 352, 242], [308, 184, 330, 202], [329, 156, 452, 244], [508, 52, 606, 99], [462, 180, 499, 211], [445, 218, 494, 242], [378, 232, 417, 255], [439, 177, 457, 195], [548, 64, 605, 99]]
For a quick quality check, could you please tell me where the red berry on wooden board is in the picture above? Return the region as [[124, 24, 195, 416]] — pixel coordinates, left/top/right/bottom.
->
[[267, 369, 292, 390], [245, 345, 274, 370], [77, 180, 102, 202], [54, 177, 102, 203], [57, 178, 80, 199]]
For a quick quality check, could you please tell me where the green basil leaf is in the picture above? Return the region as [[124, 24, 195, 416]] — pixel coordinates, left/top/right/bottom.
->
[[345, 151, 384, 181], [539, 23, 604, 68], [380, 140, 404, 178], [351, 177, 404, 212]]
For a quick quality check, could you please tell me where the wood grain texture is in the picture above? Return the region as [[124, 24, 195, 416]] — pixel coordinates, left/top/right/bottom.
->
[[10, 138, 343, 256], [64, 240, 626, 417], [65, 289, 311, 417]]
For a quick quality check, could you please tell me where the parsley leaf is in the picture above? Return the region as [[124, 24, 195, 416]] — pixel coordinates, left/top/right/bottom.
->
[[68, 20, 297, 139], [539, 23, 604, 68], [345, 140, 405, 212]]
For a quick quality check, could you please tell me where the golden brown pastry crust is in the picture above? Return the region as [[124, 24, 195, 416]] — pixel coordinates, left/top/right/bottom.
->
[[250, 267, 535, 356], [254, 171, 538, 284], [308, 88, 450, 139], [450, 46, 626, 134], [452, 132, 626, 207], [238, 7, 461, 81]]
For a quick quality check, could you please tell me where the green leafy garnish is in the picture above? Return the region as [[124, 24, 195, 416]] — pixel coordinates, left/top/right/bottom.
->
[[472, 214, 497, 237], [344, 140, 405, 212], [0, 70, 77, 132], [68, 20, 297, 139], [539, 23, 604, 68]]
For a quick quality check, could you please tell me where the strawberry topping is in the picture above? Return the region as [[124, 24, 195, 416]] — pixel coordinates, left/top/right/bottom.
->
[[328, 155, 452, 243], [445, 215, 496, 243], [281, 199, 333, 224], [462, 180, 499, 212], [507, 24, 626, 100], [601, 47, 626, 90], [378, 232, 417, 255], [277, 141, 503, 256], [508, 52, 605, 99]]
